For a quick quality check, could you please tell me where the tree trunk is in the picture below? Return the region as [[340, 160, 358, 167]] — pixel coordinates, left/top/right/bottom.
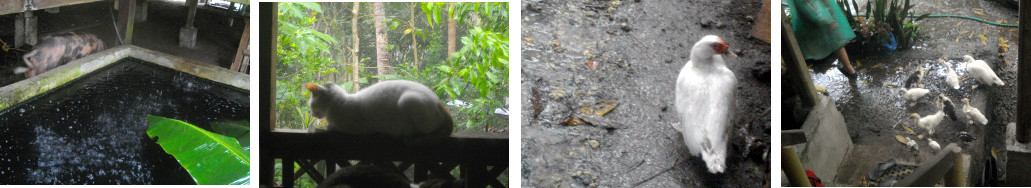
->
[[351, 2, 360, 92], [373, 2, 389, 77], [446, 3, 456, 58], [410, 3, 419, 68]]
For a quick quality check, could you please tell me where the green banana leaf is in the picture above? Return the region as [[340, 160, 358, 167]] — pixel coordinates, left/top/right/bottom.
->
[[210, 120, 251, 148], [146, 115, 251, 185]]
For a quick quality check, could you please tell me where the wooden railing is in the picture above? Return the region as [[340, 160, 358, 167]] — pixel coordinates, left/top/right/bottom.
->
[[261, 129, 509, 188]]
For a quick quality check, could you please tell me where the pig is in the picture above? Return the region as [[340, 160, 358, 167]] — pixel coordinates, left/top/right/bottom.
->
[[14, 32, 105, 78]]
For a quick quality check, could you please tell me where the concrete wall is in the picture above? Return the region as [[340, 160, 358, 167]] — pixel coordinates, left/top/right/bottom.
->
[[0, 45, 249, 111]]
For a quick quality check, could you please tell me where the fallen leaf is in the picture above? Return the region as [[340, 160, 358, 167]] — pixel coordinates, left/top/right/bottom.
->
[[855, 60, 862, 67], [979, 34, 988, 40], [955, 22, 963, 27], [992, 147, 1000, 159], [960, 30, 970, 34], [903, 126, 916, 135], [886, 84, 899, 88], [896, 134, 908, 145], [580, 102, 618, 116], [562, 117, 585, 126], [974, 8, 986, 16], [860, 80, 869, 85], [525, 37, 534, 42], [871, 63, 884, 69], [956, 38, 960, 42], [982, 39, 987, 46]]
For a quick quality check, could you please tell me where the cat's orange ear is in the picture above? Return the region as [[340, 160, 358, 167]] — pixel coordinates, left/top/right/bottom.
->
[[305, 83, 319, 92]]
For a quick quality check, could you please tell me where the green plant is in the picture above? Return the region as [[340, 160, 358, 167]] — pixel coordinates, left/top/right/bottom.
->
[[420, 2, 509, 130], [840, 0, 928, 50], [146, 115, 250, 185]]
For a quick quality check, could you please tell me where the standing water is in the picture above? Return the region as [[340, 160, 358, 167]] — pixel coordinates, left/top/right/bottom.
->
[[0, 58, 249, 184]]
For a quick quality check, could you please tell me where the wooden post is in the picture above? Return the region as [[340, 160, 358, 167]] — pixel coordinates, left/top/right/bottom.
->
[[185, 0, 198, 28], [465, 162, 488, 188], [782, 147, 812, 187], [783, 11, 820, 107], [414, 161, 429, 182], [258, 2, 277, 186], [282, 158, 294, 187], [1018, 0, 1031, 143], [116, 0, 136, 44], [231, 20, 250, 73]]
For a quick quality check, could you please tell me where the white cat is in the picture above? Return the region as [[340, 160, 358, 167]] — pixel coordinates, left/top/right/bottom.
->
[[305, 80, 454, 144]]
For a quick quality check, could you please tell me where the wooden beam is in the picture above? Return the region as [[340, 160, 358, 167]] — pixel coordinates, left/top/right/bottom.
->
[[896, 144, 964, 186], [231, 20, 250, 73], [0, 0, 106, 15], [185, 0, 198, 27], [1018, 0, 1031, 143], [267, 129, 509, 165], [116, 0, 136, 45], [281, 157, 294, 188], [258, 2, 277, 186], [782, 11, 819, 107]]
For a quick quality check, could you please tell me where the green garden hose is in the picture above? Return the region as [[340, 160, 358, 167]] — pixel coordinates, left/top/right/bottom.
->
[[856, 14, 1018, 27]]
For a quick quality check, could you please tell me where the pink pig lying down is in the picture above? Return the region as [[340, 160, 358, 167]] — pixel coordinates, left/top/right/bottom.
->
[[15, 32, 106, 78]]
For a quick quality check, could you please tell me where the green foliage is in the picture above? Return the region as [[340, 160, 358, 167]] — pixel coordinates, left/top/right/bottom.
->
[[146, 115, 250, 185], [416, 2, 510, 130], [838, 0, 928, 50], [277, 2, 509, 131], [210, 120, 251, 147], [276, 2, 344, 129]]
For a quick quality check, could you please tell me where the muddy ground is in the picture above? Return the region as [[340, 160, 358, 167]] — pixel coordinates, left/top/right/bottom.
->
[[782, 0, 1018, 186], [0, 0, 246, 87], [521, 0, 771, 187]]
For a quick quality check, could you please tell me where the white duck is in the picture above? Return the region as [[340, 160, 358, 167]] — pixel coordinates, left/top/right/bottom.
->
[[939, 59, 960, 89], [963, 55, 1005, 87], [910, 99, 946, 135], [963, 98, 988, 125], [900, 87, 930, 106], [928, 138, 941, 152], [674, 35, 737, 174]]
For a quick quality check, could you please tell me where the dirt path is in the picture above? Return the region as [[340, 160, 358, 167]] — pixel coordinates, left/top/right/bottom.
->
[[785, 0, 1019, 185], [521, 0, 771, 187]]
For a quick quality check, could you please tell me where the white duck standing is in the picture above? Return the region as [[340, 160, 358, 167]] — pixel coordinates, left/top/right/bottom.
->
[[964, 55, 1005, 87], [900, 87, 930, 106], [963, 98, 989, 125], [910, 99, 946, 135], [674, 35, 737, 174], [940, 59, 960, 89]]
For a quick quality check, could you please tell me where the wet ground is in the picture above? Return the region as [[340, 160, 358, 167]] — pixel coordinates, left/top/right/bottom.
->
[[0, 0, 246, 87], [0, 59, 249, 184], [783, 0, 1018, 186], [521, 0, 771, 187]]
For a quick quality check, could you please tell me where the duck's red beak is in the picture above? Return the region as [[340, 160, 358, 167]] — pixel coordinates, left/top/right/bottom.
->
[[714, 42, 737, 58]]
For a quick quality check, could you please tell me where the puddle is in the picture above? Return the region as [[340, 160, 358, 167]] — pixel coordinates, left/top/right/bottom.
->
[[0, 59, 248, 184]]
